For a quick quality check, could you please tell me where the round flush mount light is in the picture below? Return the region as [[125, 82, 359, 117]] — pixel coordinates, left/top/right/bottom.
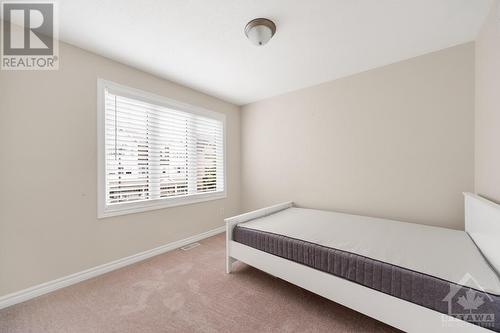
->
[[245, 18, 276, 46]]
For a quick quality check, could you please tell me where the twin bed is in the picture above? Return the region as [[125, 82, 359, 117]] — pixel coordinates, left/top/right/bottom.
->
[[225, 193, 500, 332]]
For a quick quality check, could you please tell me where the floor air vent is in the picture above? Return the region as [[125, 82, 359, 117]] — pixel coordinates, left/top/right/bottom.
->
[[180, 242, 201, 251]]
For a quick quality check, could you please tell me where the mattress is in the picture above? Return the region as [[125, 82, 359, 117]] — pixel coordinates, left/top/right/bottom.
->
[[233, 207, 500, 332]]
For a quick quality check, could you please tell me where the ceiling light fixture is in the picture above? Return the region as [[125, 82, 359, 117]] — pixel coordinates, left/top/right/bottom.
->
[[245, 18, 276, 46]]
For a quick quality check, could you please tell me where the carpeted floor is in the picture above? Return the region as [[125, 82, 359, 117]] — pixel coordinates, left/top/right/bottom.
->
[[0, 234, 400, 333]]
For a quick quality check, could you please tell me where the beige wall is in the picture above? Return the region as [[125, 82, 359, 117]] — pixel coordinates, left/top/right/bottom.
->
[[241, 43, 475, 230], [475, 1, 500, 203], [0, 42, 240, 296]]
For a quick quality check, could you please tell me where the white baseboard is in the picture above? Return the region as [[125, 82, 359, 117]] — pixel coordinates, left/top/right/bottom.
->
[[0, 226, 225, 310]]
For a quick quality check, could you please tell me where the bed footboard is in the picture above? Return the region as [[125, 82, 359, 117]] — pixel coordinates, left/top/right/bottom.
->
[[224, 202, 293, 273]]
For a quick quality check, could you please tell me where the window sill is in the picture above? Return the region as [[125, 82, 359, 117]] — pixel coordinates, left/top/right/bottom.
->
[[97, 192, 227, 218]]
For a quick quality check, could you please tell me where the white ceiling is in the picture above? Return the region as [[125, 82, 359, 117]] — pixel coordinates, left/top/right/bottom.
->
[[55, 0, 493, 105]]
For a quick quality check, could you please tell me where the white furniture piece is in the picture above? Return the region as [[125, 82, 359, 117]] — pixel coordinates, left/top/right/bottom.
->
[[225, 193, 500, 333]]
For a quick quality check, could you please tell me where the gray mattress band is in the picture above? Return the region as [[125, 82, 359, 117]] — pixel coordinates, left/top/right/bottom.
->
[[233, 226, 500, 332]]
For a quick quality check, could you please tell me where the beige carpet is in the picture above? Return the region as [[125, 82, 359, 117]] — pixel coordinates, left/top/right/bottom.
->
[[0, 234, 400, 333]]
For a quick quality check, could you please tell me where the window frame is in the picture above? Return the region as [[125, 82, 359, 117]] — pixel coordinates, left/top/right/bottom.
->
[[97, 79, 227, 218]]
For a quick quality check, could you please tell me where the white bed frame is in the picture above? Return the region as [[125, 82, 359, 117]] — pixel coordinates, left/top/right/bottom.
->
[[225, 193, 500, 333]]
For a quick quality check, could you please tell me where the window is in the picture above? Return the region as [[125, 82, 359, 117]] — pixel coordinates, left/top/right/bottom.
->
[[97, 79, 225, 218]]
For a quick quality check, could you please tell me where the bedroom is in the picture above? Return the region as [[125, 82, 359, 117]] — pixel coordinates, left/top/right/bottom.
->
[[0, 1, 499, 332]]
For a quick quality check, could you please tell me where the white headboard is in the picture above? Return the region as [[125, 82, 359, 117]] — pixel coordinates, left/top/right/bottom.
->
[[464, 192, 500, 276]]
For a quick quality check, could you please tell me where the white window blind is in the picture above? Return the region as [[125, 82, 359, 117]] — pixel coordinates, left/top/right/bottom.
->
[[98, 80, 225, 217]]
